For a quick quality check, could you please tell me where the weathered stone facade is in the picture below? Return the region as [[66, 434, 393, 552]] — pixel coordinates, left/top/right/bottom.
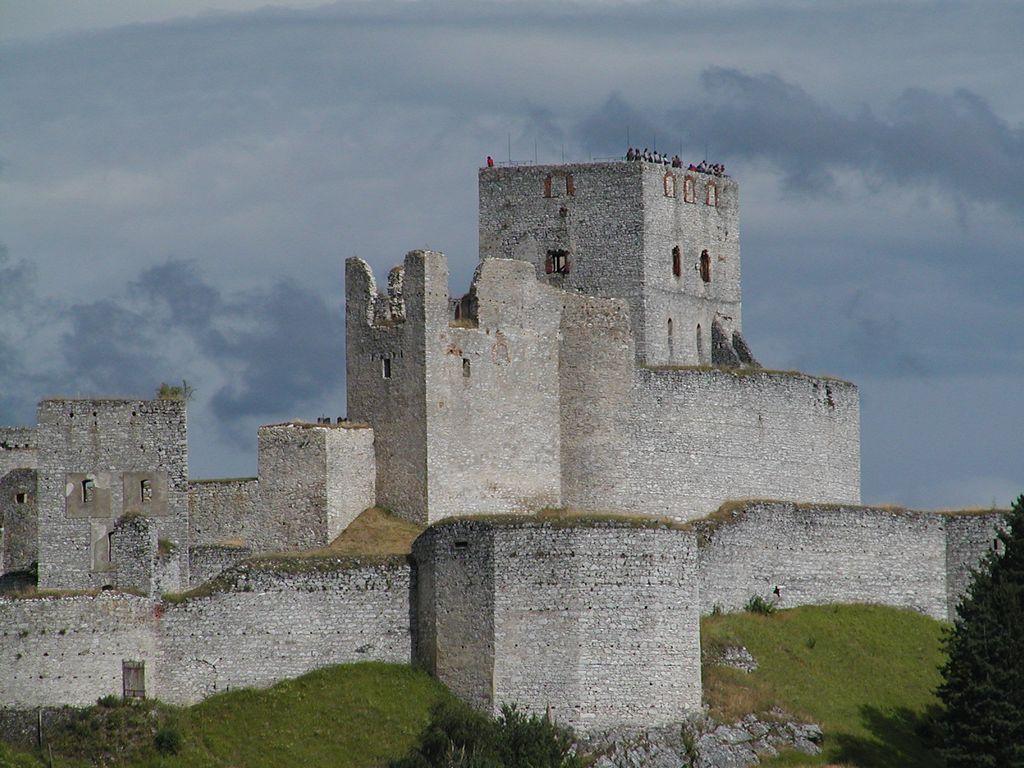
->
[[35, 399, 189, 592], [415, 517, 703, 730]]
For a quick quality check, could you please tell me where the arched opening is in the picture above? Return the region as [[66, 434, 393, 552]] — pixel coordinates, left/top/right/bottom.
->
[[672, 246, 681, 277], [700, 250, 711, 283], [667, 318, 674, 359], [696, 324, 704, 363], [663, 172, 675, 197], [706, 182, 718, 207], [683, 176, 695, 203]]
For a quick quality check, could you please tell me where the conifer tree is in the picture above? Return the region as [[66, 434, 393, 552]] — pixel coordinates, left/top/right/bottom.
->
[[938, 494, 1024, 767]]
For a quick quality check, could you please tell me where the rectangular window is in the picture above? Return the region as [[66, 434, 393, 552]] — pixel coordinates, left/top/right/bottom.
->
[[462, 358, 471, 378], [381, 358, 392, 379], [139, 479, 153, 503], [546, 249, 570, 275], [82, 478, 95, 504], [14, 492, 27, 504]]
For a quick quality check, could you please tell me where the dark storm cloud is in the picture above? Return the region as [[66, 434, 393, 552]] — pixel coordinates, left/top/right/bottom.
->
[[0, 1, 1020, 504]]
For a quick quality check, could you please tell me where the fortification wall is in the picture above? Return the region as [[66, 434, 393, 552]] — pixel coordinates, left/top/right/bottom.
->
[[0, 594, 156, 708], [424, 259, 563, 522], [158, 558, 413, 704], [36, 399, 189, 592], [324, 425, 375, 540], [187, 478, 259, 548], [415, 518, 702, 731], [695, 501, 1004, 621], [642, 167, 741, 366], [558, 297, 634, 511], [1, 469, 37, 573], [346, 255, 428, 523], [0, 557, 413, 709], [945, 512, 1005, 618], [625, 370, 860, 521], [188, 543, 252, 586], [0, 428, 36, 480]]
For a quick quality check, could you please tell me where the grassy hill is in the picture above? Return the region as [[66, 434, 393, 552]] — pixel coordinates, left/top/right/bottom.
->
[[702, 604, 947, 767], [0, 663, 453, 768], [1, 604, 948, 768]]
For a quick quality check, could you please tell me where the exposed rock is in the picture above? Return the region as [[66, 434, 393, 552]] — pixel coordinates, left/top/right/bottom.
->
[[716, 645, 758, 673], [580, 710, 822, 768]]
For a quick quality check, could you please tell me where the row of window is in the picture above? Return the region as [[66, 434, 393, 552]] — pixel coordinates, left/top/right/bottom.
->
[[381, 356, 471, 379], [667, 320, 705, 361], [664, 174, 718, 206], [671, 246, 712, 283], [78, 477, 153, 504]]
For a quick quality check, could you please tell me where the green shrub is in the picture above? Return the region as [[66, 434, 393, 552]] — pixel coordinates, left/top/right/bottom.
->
[[393, 699, 582, 768], [96, 694, 122, 708], [744, 594, 775, 615], [154, 724, 182, 755]]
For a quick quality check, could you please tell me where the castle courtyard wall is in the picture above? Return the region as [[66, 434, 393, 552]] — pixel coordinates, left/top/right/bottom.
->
[[694, 501, 1003, 621], [1, 469, 38, 573], [187, 478, 259, 548], [0, 557, 413, 709], [626, 370, 861, 521]]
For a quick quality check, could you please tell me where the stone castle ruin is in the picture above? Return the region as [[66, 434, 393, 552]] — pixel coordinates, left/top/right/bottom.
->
[[0, 161, 1005, 730]]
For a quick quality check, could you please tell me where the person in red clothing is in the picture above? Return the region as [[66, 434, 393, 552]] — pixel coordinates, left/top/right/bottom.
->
[[486, 156, 494, 167]]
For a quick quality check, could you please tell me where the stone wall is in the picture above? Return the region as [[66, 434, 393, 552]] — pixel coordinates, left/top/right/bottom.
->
[[0, 594, 157, 708], [945, 512, 1006, 618], [695, 501, 1004, 621], [35, 399, 189, 592], [324, 425, 375, 540], [0, 427, 37, 481], [188, 543, 253, 587], [0, 557, 413, 708], [424, 258, 563, 522], [626, 369, 861, 521], [415, 518, 702, 731], [110, 515, 157, 596], [346, 255, 428, 523], [1, 469, 38, 573], [187, 478, 259, 547]]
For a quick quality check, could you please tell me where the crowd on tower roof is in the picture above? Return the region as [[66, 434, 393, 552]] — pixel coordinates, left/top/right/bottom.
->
[[625, 147, 726, 177]]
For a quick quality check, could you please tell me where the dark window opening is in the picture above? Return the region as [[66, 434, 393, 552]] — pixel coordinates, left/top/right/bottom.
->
[[104, 532, 114, 565], [454, 540, 469, 550], [15, 492, 27, 504], [122, 661, 145, 699], [565, 174, 575, 196], [543, 175, 553, 198], [672, 246, 681, 277], [381, 358, 392, 379], [545, 249, 570, 275], [696, 324, 704, 362], [140, 479, 153, 503], [82, 478, 95, 504], [462, 358, 471, 378], [700, 250, 711, 283], [667, 318, 674, 357], [454, 303, 461, 320]]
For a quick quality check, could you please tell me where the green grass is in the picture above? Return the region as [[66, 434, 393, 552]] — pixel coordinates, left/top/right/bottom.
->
[[2, 662, 453, 768], [702, 604, 947, 767]]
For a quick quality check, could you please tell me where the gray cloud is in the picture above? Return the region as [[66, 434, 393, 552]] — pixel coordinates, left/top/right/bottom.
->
[[0, 1, 1020, 504]]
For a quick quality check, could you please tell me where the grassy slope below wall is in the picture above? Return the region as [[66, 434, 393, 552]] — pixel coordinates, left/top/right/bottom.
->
[[702, 604, 947, 767], [0, 663, 453, 768]]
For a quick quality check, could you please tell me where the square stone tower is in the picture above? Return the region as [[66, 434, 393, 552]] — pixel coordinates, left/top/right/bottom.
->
[[478, 161, 748, 366]]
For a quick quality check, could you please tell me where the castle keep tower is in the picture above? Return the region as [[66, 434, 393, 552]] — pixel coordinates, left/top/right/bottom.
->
[[478, 162, 753, 367]]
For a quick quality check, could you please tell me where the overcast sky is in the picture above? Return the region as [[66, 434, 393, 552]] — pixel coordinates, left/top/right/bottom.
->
[[1, 0, 1021, 508]]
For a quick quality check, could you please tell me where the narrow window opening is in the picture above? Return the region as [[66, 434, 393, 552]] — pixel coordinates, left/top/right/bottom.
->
[[543, 175, 553, 198], [140, 479, 153, 503], [700, 250, 711, 283], [545, 249, 570, 275], [683, 176, 695, 203], [672, 246, 681, 277], [565, 174, 575, 196], [663, 172, 675, 197], [696, 324, 704, 363], [15, 492, 27, 504], [462, 358, 471, 378], [706, 183, 718, 207], [82, 478, 95, 504], [104, 532, 114, 565], [381, 358, 392, 379], [454, 540, 469, 550], [454, 302, 461, 320], [667, 318, 674, 358]]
